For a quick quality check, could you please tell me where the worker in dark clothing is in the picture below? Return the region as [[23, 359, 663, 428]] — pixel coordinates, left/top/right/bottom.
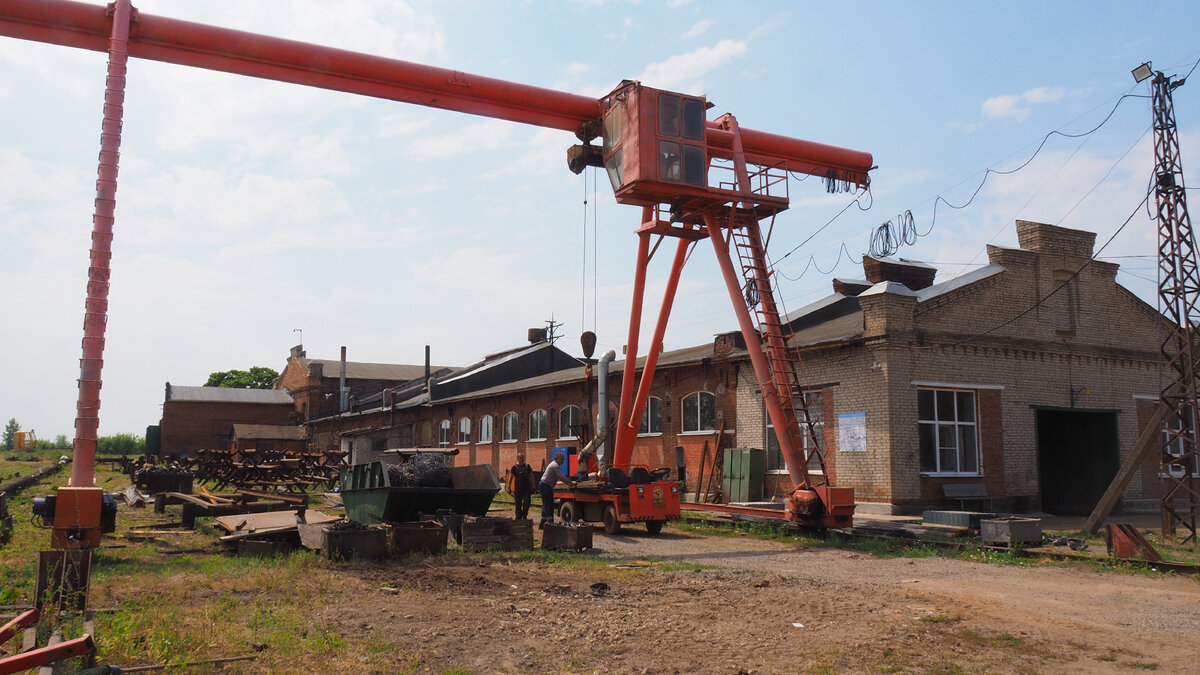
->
[[510, 451, 534, 520], [538, 451, 574, 528]]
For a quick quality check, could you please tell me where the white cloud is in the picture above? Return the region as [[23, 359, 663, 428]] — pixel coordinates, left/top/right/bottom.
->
[[667, 0, 696, 7], [637, 39, 748, 92], [405, 119, 515, 160], [682, 19, 715, 40], [982, 86, 1066, 121]]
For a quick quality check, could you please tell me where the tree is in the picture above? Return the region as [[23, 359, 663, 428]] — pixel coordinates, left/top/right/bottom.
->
[[204, 366, 279, 389], [97, 433, 144, 455], [54, 434, 70, 448], [2, 418, 17, 451]]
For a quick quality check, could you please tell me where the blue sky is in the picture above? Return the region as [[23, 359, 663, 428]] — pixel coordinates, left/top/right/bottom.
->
[[1, 0, 1198, 438]]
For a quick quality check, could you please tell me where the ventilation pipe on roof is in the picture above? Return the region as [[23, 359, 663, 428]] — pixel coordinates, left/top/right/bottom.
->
[[339, 346, 348, 413], [596, 349, 617, 467]]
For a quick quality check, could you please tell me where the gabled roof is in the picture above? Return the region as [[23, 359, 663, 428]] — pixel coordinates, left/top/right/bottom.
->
[[167, 385, 293, 405], [231, 424, 306, 440]]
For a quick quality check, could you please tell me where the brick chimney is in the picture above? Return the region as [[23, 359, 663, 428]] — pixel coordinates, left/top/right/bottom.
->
[[1015, 221, 1095, 260], [862, 256, 937, 291]]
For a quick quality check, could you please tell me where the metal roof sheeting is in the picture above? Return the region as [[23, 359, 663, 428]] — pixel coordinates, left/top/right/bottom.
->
[[168, 385, 293, 404]]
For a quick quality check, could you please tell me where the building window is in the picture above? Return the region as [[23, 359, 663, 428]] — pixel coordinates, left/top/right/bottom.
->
[[529, 409, 548, 441], [502, 412, 519, 442], [766, 391, 824, 472], [918, 389, 979, 474], [638, 396, 663, 435], [438, 419, 451, 448], [1162, 406, 1200, 477], [682, 391, 716, 433], [457, 417, 471, 445], [478, 415, 494, 444], [559, 405, 581, 439]]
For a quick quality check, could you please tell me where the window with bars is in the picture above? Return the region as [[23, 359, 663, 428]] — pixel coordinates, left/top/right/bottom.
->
[[918, 389, 979, 474], [766, 391, 824, 473]]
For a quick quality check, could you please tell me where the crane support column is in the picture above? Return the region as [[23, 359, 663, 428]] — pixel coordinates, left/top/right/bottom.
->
[[58, 0, 132, 551]]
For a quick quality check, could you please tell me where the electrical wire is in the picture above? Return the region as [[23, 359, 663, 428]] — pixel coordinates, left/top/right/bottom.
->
[[917, 194, 1150, 351], [858, 84, 1157, 265]]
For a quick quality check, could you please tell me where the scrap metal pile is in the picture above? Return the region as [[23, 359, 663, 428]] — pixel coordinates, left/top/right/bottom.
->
[[183, 447, 348, 493], [387, 454, 452, 488]]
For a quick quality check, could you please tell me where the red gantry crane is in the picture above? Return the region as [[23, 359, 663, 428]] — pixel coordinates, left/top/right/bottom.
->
[[0, 0, 872, 550]]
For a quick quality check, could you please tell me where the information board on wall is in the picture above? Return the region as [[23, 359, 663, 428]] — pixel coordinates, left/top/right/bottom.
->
[[838, 412, 866, 453]]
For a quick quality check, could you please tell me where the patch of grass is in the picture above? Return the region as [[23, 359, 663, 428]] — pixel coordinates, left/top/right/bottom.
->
[[921, 613, 957, 623], [956, 629, 1024, 648], [1123, 662, 1159, 670]]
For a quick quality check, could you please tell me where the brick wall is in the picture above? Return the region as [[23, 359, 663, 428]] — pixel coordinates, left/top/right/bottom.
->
[[160, 400, 294, 458]]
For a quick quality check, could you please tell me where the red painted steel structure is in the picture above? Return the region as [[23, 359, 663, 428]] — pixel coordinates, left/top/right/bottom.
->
[[0, 0, 873, 526], [73, 0, 130, 490]]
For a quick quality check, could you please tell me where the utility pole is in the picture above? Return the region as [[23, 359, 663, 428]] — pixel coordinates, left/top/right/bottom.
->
[[1137, 61, 1200, 544]]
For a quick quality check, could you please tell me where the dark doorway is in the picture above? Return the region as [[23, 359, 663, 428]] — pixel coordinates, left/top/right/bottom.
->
[[1035, 409, 1120, 515]]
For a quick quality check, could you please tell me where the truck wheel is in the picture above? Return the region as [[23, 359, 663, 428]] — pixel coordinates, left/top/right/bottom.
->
[[645, 520, 664, 535], [559, 501, 577, 523], [602, 505, 621, 534]]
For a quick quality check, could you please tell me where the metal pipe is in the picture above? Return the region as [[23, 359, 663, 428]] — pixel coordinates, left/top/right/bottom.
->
[[72, 0, 132, 489], [0, 0, 872, 182], [595, 349, 616, 466], [339, 346, 348, 413]]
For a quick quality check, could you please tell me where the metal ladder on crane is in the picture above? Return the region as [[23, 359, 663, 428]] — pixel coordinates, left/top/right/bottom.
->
[[728, 218, 830, 484]]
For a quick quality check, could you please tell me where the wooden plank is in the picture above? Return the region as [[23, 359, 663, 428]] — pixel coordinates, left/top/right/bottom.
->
[[213, 509, 338, 535], [1084, 392, 1176, 534]]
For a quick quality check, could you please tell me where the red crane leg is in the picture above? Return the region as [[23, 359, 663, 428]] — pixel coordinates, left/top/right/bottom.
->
[[613, 236, 691, 471]]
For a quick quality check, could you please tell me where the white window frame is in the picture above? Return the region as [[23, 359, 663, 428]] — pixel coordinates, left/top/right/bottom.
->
[[478, 414, 493, 444], [766, 391, 824, 474], [918, 388, 981, 475], [558, 405, 581, 440], [438, 419, 452, 448], [501, 411, 519, 442], [681, 391, 716, 434], [638, 396, 663, 436], [529, 409, 547, 441], [457, 417, 471, 445]]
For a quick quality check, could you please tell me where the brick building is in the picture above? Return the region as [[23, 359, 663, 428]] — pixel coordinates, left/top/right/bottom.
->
[[292, 220, 1177, 516], [276, 345, 446, 421], [159, 384, 295, 457], [737, 220, 1170, 514]]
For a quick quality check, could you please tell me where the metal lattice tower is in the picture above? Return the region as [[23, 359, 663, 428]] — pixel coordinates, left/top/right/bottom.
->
[[1150, 68, 1200, 544]]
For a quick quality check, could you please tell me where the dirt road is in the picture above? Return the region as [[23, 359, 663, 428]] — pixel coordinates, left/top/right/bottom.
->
[[315, 525, 1200, 674]]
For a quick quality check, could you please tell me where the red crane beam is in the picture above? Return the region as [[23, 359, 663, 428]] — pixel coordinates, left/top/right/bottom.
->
[[0, 0, 872, 181]]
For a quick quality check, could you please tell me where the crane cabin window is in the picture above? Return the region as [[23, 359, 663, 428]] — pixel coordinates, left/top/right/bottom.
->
[[656, 92, 706, 186]]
